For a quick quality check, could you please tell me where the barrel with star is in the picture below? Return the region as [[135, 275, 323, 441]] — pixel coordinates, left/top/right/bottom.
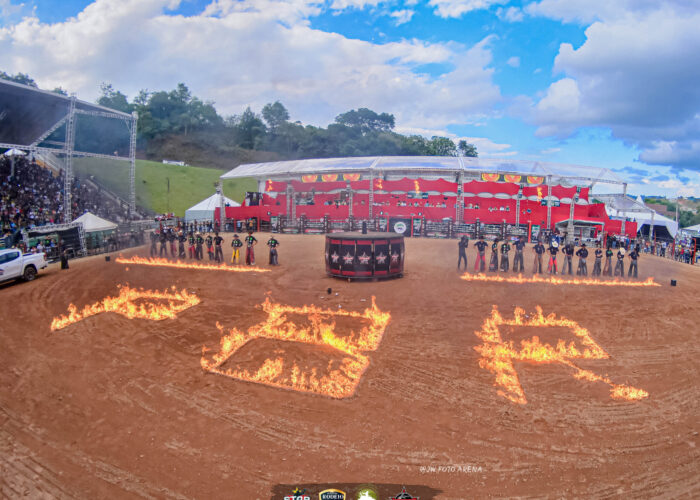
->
[[325, 231, 405, 279]]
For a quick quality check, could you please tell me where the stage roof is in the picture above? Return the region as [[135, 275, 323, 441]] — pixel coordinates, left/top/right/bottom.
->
[[221, 156, 624, 187], [0, 79, 131, 148]]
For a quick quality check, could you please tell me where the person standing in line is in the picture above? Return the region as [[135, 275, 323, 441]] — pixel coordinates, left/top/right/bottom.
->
[[474, 235, 488, 272], [512, 236, 525, 273], [214, 232, 224, 263], [245, 231, 257, 265], [168, 229, 176, 257], [592, 243, 603, 276], [603, 245, 614, 276], [488, 238, 500, 272], [628, 247, 639, 278], [562, 242, 574, 275], [614, 247, 625, 276], [159, 230, 168, 257], [231, 234, 243, 264], [188, 231, 196, 259], [457, 235, 469, 270], [547, 241, 559, 274], [150, 230, 158, 257], [533, 239, 545, 274], [267, 235, 280, 265], [195, 232, 204, 260], [205, 233, 214, 261], [500, 239, 511, 272], [177, 230, 186, 259], [576, 243, 589, 276]]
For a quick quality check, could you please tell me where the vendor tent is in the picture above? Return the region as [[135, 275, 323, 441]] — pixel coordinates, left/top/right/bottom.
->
[[599, 195, 678, 239], [74, 212, 118, 232], [185, 193, 240, 222]]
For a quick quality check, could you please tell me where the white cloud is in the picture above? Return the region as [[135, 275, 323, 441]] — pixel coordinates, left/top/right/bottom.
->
[[524, 4, 700, 170], [540, 147, 561, 154], [496, 6, 524, 22], [525, 0, 698, 25], [390, 9, 414, 25], [506, 56, 519, 67], [0, 0, 501, 132], [329, 0, 382, 11], [428, 0, 508, 19]]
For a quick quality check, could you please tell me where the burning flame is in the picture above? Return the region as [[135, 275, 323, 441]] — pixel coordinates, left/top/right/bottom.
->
[[115, 256, 270, 273], [474, 306, 648, 404], [201, 297, 391, 398], [376, 178, 383, 190], [537, 186, 543, 200], [414, 179, 420, 193], [51, 285, 200, 331], [460, 273, 659, 287]]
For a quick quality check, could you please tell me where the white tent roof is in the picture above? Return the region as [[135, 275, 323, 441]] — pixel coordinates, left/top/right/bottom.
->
[[74, 212, 118, 232], [682, 223, 700, 232], [187, 192, 240, 211], [185, 192, 240, 222], [596, 194, 678, 237]]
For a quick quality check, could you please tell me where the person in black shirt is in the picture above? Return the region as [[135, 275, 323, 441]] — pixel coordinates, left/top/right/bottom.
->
[[603, 246, 613, 276], [500, 240, 511, 272], [592, 243, 603, 276], [159, 230, 168, 257], [474, 236, 488, 272], [214, 232, 224, 263], [533, 240, 545, 274], [457, 235, 469, 270], [187, 232, 195, 259], [614, 247, 625, 276], [245, 231, 257, 265], [205, 234, 214, 260], [512, 236, 525, 273], [231, 234, 243, 264], [575, 243, 588, 276], [168, 229, 176, 257], [150, 230, 158, 257], [195, 233, 204, 260], [177, 231, 186, 259], [489, 239, 499, 272], [547, 241, 559, 274], [267, 236, 280, 265], [562, 242, 574, 275], [628, 248, 639, 278]]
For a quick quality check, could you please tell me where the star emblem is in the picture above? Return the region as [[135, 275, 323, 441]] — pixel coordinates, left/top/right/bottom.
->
[[342, 251, 354, 264], [391, 252, 399, 263], [358, 252, 371, 264], [375, 252, 387, 264], [331, 251, 339, 263]]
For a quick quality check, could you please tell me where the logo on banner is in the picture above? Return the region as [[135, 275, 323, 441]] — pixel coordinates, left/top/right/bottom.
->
[[319, 489, 346, 500], [322, 174, 339, 182], [393, 221, 407, 234], [285, 488, 311, 500], [390, 486, 418, 500], [375, 252, 387, 264], [302, 175, 319, 183], [357, 252, 371, 264], [343, 173, 361, 182], [356, 488, 378, 500]]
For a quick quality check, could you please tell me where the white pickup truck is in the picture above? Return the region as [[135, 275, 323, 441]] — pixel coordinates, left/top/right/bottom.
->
[[0, 248, 48, 284]]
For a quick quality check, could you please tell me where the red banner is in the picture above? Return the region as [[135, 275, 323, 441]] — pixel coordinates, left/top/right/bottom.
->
[[504, 174, 521, 183], [343, 173, 361, 182], [321, 174, 338, 182], [527, 176, 544, 185], [302, 175, 318, 183]]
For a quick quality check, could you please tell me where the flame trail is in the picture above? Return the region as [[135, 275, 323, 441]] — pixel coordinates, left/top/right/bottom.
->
[[51, 285, 200, 331], [461, 273, 659, 287], [116, 256, 270, 273], [474, 306, 648, 404], [201, 297, 391, 398]]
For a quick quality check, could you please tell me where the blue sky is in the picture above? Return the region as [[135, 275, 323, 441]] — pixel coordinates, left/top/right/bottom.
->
[[2, 0, 700, 197]]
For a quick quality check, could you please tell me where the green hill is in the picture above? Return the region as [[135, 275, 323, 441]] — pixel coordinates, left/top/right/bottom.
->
[[73, 158, 256, 216]]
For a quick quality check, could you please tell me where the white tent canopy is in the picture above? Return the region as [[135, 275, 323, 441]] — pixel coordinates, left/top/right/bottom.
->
[[597, 194, 678, 238], [185, 192, 240, 222], [74, 212, 118, 233]]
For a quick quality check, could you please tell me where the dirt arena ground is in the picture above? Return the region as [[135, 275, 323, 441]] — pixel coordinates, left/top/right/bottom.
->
[[1, 234, 699, 499]]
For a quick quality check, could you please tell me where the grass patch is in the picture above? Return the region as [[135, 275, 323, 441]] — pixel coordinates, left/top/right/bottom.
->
[[73, 158, 256, 215]]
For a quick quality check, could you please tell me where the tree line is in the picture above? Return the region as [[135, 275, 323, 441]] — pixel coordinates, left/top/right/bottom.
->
[[1, 71, 477, 160]]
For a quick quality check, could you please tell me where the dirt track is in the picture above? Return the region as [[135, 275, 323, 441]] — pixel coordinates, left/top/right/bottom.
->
[[1, 234, 699, 499]]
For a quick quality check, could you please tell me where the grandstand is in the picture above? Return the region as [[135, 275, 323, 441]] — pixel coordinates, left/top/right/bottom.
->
[[220, 156, 637, 241]]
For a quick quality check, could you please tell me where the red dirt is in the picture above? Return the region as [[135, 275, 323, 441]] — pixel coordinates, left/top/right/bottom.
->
[[1, 235, 699, 499]]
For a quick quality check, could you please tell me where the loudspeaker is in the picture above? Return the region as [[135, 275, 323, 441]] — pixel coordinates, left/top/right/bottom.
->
[[670, 279, 676, 286], [105, 256, 111, 262]]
